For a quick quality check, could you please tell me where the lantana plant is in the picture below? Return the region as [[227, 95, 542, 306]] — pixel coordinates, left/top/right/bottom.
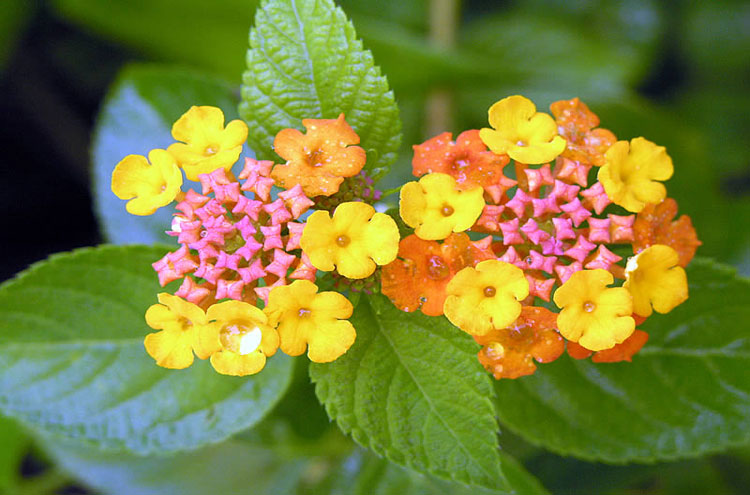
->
[[2, 1, 749, 494]]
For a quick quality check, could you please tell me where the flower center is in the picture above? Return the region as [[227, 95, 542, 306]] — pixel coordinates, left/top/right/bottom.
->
[[298, 307, 312, 318], [486, 342, 505, 359], [440, 204, 455, 217], [220, 323, 262, 355], [516, 140, 527, 147], [583, 301, 596, 313], [307, 149, 326, 167], [336, 235, 350, 247], [484, 286, 497, 297], [426, 255, 450, 280], [204, 145, 219, 156]]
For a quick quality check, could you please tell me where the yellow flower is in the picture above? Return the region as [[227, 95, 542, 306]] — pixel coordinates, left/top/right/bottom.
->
[[443, 260, 529, 336], [111, 149, 182, 216], [144, 293, 220, 369], [598, 137, 673, 213], [400, 173, 484, 240], [264, 280, 355, 363], [207, 300, 279, 376], [479, 95, 566, 164], [553, 269, 635, 351], [301, 202, 399, 279], [167, 106, 248, 181], [624, 244, 688, 317]]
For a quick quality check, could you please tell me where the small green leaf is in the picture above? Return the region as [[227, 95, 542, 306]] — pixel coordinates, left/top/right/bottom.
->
[[0, 245, 293, 454], [310, 293, 532, 491], [92, 64, 242, 245], [240, 0, 401, 180], [494, 258, 750, 463]]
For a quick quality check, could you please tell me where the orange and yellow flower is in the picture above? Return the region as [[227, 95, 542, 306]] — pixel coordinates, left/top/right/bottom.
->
[[207, 300, 279, 376], [411, 130, 511, 189], [624, 244, 688, 317], [400, 173, 484, 240], [264, 280, 355, 363], [167, 106, 248, 181], [479, 95, 566, 164], [443, 260, 529, 336], [144, 293, 220, 369], [633, 198, 701, 267], [553, 269, 634, 351], [111, 149, 183, 216], [381, 233, 495, 316], [271, 114, 366, 197], [474, 306, 564, 379], [300, 201, 399, 279], [598, 137, 673, 213], [550, 97, 616, 167]]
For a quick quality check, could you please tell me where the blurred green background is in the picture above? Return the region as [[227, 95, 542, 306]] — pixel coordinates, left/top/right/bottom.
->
[[1, 0, 748, 493]]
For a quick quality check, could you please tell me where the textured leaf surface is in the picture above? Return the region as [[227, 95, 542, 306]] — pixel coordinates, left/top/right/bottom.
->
[[92, 64, 242, 245], [310, 294, 531, 491], [0, 245, 293, 454], [494, 258, 750, 463], [240, 0, 401, 180]]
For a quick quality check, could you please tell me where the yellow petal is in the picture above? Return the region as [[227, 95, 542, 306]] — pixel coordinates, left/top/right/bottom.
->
[[144, 328, 194, 369], [210, 350, 266, 376], [306, 320, 356, 363], [399, 180, 427, 228], [172, 106, 225, 144], [624, 244, 688, 316]]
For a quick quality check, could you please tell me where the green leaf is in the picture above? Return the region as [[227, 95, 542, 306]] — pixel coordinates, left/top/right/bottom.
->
[[50, 0, 258, 80], [92, 64, 242, 245], [240, 0, 401, 181], [493, 258, 750, 463], [0, 245, 293, 454], [310, 293, 537, 492], [0, 415, 28, 491]]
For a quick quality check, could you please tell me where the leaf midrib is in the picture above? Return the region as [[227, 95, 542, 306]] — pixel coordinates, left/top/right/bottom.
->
[[364, 297, 500, 484]]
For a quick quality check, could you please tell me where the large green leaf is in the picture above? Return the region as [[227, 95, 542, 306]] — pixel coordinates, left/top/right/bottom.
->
[[0, 245, 293, 454], [50, 0, 258, 80], [92, 64, 242, 245], [494, 258, 750, 463], [239, 0, 401, 180], [310, 294, 541, 492]]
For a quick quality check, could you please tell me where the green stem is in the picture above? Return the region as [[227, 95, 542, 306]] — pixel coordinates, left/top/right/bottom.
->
[[425, 0, 459, 136], [380, 186, 402, 198]]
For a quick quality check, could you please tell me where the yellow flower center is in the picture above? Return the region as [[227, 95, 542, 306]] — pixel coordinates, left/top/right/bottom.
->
[[484, 286, 497, 298], [486, 342, 505, 358], [441, 204, 455, 217], [583, 301, 596, 313], [335, 235, 350, 247], [298, 307, 312, 318], [203, 145, 219, 156], [220, 323, 262, 355]]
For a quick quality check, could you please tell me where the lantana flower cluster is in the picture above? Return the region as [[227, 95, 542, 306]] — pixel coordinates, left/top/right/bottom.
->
[[383, 95, 700, 379], [112, 95, 700, 381], [112, 106, 398, 375]]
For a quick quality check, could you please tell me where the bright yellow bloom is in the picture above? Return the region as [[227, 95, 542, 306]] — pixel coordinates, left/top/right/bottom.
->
[[624, 244, 688, 317], [598, 137, 673, 213], [443, 260, 529, 336], [479, 95, 566, 164], [111, 149, 182, 216], [301, 202, 399, 279], [207, 300, 279, 376], [167, 106, 248, 181], [400, 173, 484, 240], [144, 293, 220, 369], [264, 280, 355, 363], [553, 269, 635, 351]]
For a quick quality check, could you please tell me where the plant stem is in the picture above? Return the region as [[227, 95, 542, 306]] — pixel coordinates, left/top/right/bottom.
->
[[426, 0, 459, 137]]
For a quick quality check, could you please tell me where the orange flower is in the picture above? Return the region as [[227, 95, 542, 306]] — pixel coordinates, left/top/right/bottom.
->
[[550, 98, 616, 167], [271, 114, 366, 197], [412, 130, 511, 190], [567, 329, 649, 363], [474, 306, 564, 379], [633, 198, 701, 267], [381, 233, 495, 316]]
